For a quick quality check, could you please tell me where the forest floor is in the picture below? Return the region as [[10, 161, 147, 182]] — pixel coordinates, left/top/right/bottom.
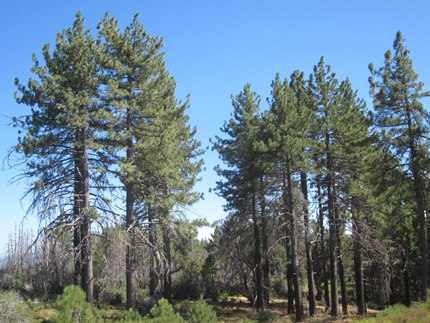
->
[[32, 296, 380, 322], [208, 297, 380, 322]]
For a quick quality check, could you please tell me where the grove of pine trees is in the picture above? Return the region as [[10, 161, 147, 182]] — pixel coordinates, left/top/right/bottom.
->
[[2, 11, 430, 323]]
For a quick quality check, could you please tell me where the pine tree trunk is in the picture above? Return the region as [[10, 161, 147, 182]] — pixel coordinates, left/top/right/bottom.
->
[[302, 172, 316, 317], [163, 223, 172, 303], [317, 175, 330, 311], [288, 162, 304, 322], [326, 132, 339, 317], [260, 179, 270, 305], [125, 107, 137, 311], [126, 180, 136, 310], [81, 145, 94, 306], [148, 204, 156, 298], [283, 169, 295, 314], [333, 194, 347, 315], [352, 209, 366, 315], [73, 145, 82, 288], [252, 179, 264, 311], [314, 250, 323, 301], [404, 257, 411, 307], [406, 106, 429, 300]]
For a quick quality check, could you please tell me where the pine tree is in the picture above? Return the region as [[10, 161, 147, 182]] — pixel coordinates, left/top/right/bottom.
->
[[290, 70, 317, 317], [98, 12, 203, 308], [309, 57, 340, 317], [266, 74, 310, 321], [369, 31, 430, 300], [213, 84, 265, 310], [98, 13, 167, 310], [11, 12, 111, 305]]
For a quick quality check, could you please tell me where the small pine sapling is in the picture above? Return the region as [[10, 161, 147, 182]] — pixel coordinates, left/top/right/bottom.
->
[[187, 296, 217, 323]]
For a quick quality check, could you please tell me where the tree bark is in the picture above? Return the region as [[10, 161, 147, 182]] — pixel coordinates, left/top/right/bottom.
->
[[406, 105, 429, 300], [287, 161, 304, 322], [125, 107, 137, 311], [317, 175, 330, 311], [333, 193, 347, 315], [80, 145, 94, 306], [148, 204, 157, 298], [252, 179, 264, 311], [73, 143, 82, 288], [163, 222, 172, 303], [301, 172, 316, 317], [404, 257, 411, 307], [283, 169, 295, 314], [326, 131, 339, 317], [352, 209, 366, 315], [260, 178, 270, 305]]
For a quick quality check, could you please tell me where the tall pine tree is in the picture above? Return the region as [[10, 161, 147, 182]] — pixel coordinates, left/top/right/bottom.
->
[[369, 31, 430, 300]]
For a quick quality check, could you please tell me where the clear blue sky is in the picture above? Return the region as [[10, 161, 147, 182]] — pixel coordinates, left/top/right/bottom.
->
[[1, 0, 429, 251]]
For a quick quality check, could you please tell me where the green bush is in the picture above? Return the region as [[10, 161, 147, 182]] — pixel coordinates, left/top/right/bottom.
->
[[176, 299, 192, 313], [353, 301, 430, 323], [120, 308, 144, 322], [103, 287, 125, 305], [143, 298, 184, 323], [250, 309, 280, 323], [271, 278, 288, 298], [187, 296, 217, 323], [49, 285, 93, 323], [0, 290, 33, 323], [136, 288, 149, 303]]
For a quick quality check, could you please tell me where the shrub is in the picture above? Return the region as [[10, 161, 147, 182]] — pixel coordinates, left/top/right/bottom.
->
[[250, 309, 280, 323], [0, 290, 33, 323], [271, 278, 288, 298], [143, 298, 184, 323], [175, 299, 192, 313], [136, 288, 149, 303], [102, 287, 125, 305], [49, 285, 93, 323], [120, 308, 144, 322], [187, 296, 217, 323]]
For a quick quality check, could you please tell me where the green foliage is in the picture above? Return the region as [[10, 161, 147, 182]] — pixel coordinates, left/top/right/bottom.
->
[[136, 288, 149, 303], [354, 300, 430, 323], [120, 308, 144, 322], [271, 278, 288, 298], [250, 309, 280, 323], [0, 290, 33, 323], [187, 296, 217, 323], [49, 285, 93, 323], [143, 298, 184, 323]]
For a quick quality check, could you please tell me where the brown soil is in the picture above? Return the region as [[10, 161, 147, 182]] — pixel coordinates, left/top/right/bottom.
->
[[210, 297, 379, 322]]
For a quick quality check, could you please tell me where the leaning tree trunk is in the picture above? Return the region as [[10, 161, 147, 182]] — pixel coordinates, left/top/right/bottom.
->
[[302, 171, 316, 317]]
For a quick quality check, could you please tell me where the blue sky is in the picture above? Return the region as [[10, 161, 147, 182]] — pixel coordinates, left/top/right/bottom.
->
[[1, 0, 429, 251]]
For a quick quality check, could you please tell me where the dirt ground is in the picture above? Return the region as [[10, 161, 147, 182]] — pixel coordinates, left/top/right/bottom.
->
[[209, 297, 379, 322]]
